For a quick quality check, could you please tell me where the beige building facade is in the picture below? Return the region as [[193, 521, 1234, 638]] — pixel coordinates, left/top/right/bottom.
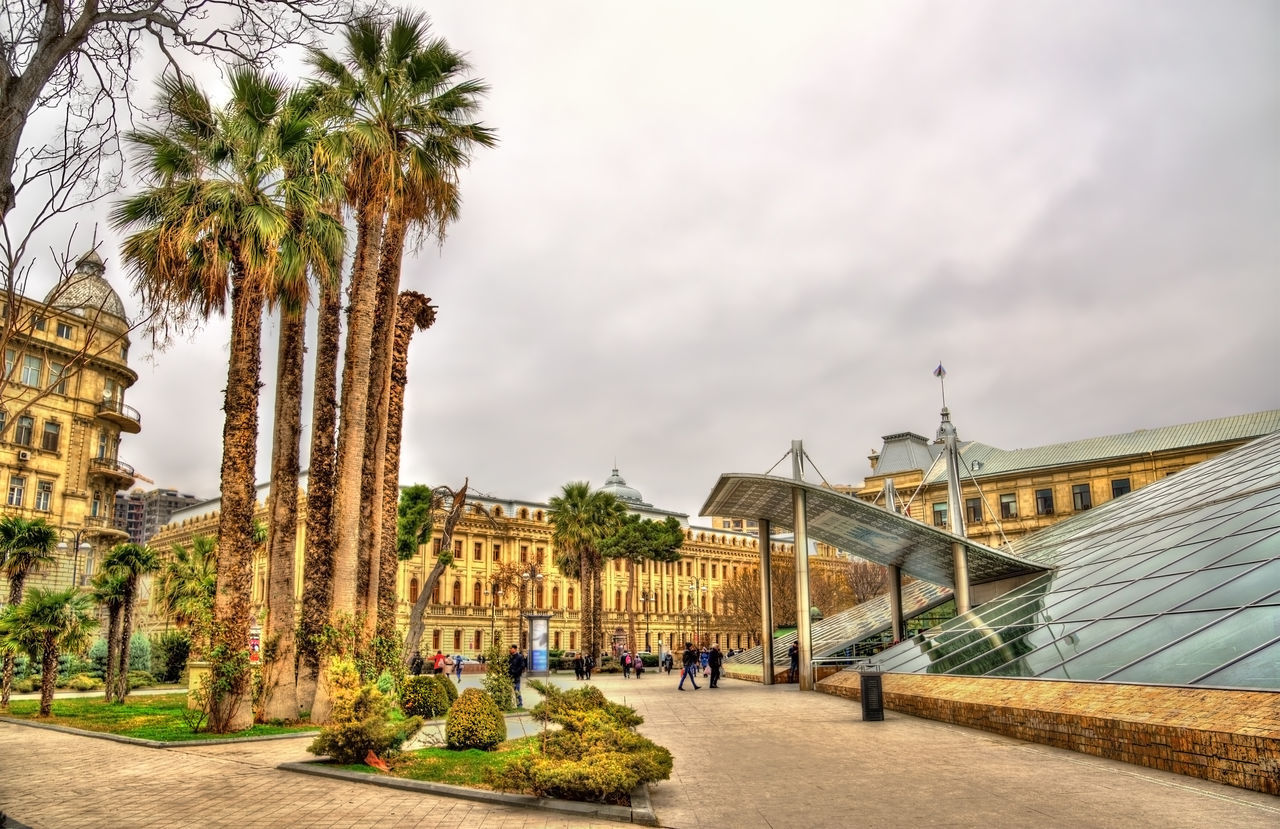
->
[[0, 251, 137, 597]]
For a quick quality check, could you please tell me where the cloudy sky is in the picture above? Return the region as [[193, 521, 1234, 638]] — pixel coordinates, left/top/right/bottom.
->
[[32, 1, 1280, 520]]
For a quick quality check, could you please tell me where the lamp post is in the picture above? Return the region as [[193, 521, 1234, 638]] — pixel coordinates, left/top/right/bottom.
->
[[519, 564, 544, 651], [638, 590, 655, 653], [686, 579, 708, 646], [486, 585, 504, 647], [57, 528, 93, 590]]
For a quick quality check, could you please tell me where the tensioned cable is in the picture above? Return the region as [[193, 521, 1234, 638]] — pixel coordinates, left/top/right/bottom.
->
[[903, 450, 945, 515], [802, 449, 833, 489], [763, 449, 792, 476], [961, 455, 1011, 548]]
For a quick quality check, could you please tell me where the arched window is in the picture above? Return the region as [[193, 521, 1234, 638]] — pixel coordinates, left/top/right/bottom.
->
[[451, 580, 462, 605], [432, 629, 441, 649], [492, 506, 503, 517], [536, 583, 545, 609], [409, 577, 420, 603], [535, 510, 543, 521], [431, 580, 441, 603], [614, 589, 622, 610], [567, 587, 575, 610], [552, 586, 560, 609], [519, 507, 529, 519], [473, 581, 482, 606]]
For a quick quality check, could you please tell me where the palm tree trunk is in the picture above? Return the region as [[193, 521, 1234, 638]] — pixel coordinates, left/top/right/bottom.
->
[[102, 605, 121, 704], [1, 576, 24, 705], [39, 636, 58, 717], [377, 292, 436, 646], [262, 306, 304, 721], [298, 268, 342, 710], [210, 265, 266, 732], [627, 559, 638, 653], [359, 201, 409, 641], [115, 586, 137, 702]]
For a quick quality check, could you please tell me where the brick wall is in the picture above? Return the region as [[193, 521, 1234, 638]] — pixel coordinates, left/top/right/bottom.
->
[[818, 671, 1280, 795]]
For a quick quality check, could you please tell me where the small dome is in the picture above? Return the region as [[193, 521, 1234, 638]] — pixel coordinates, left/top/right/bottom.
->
[[598, 467, 650, 507], [44, 250, 128, 322]]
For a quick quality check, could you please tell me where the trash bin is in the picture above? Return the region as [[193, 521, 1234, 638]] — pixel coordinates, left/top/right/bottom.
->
[[860, 670, 884, 722]]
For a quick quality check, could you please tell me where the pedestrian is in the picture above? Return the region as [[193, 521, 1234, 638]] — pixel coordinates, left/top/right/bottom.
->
[[622, 651, 632, 679], [432, 650, 447, 675], [727, 648, 735, 658], [700, 646, 710, 677], [663, 651, 674, 674], [677, 641, 700, 690], [409, 650, 424, 676], [584, 653, 594, 680], [635, 655, 645, 678], [573, 653, 584, 680], [508, 644, 527, 708], [453, 653, 464, 682], [788, 640, 799, 683], [709, 645, 723, 688]]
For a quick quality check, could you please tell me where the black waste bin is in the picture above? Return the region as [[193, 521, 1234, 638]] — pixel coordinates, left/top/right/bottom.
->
[[860, 670, 884, 721]]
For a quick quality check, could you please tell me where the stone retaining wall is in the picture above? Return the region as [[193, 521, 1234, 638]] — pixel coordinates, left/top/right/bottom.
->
[[818, 671, 1279, 795]]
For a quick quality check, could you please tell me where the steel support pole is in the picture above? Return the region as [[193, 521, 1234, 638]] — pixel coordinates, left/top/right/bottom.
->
[[888, 565, 905, 642], [758, 517, 774, 685], [792, 439, 814, 691]]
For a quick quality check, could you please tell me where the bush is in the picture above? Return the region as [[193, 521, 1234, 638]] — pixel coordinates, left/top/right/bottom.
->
[[128, 632, 151, 673], [128, 670, 155, 689], [13, 654, 31, 680], [150, 630, 191, 684], [639, 653, 659, 668], [375, 669, 396, 699], [309, 658, 421, 764], [486, 680, 671, 804], [12, 677, 35, 693], [436, 672, 458, 704], [67, 674, 102, 691], [445, 688, 506, 751], [402, 675, 450, 719], [480, 641, 515, 712]]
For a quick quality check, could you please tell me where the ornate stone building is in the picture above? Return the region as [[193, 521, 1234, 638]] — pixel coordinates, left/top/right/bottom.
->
[[0, 251, 137, 595]]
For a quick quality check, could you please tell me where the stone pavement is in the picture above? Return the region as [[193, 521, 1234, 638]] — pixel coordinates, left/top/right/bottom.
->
[[2, 670, 1278, 828]]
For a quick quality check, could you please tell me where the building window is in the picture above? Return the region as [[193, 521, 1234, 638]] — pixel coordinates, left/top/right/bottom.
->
[[473, 541, 482, 561], [1072, 484, 1092, 511], [520, 544, 528, 563], [700, 562, 706, 578], [492, 543, 501, 561], [536, 546, 545, 564], [97, 429, 109, 458], [552, 586, 560, 609], [56, 321, 73, 339], [91, 490, 102, 517], [14, 415, 34, 446], [711, 563, 718, 578], [431, 580, 440, 603], [0, 410, 6, 437], [41, 421, 60, 452], [409, 578, 420, 603], [453, 629, 461, 651], [567, 587, 575, 610], [451, 580, 461, 605], [965, 497, 982, 524], [1035, 489, 1054, 516], [1000, 493, 1018, 519], [20, 355, 42, 386], [570, 632, 577, 650], [48, 362, 66, 394], [553, 631, 561, 650], [34, 480, 52, 511], [536, 584, 544, 609], [7, 475, 25, 506], [432, 630, 441, 650], [4, 348, 14, 377], [931, 502, 948, 527], [31, 315, 45, 331], [473, 631, 482, 650], [453, 539, 462, 556], [1112, 478, 1131, 498], [472, 581, 482, 606]]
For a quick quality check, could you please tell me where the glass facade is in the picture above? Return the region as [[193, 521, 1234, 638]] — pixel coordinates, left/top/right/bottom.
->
[[871, 432, 1280, 689]]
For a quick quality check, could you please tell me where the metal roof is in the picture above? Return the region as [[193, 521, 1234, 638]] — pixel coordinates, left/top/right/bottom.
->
[[921, 410, 1280, 484], [700, 474, 1047, 586]]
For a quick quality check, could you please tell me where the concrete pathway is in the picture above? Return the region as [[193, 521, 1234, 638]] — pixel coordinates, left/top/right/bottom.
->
[[2, 671, 1277, 828]]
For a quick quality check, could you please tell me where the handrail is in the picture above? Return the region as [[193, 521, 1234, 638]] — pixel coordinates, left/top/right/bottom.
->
[[90, 456, 135, 477]]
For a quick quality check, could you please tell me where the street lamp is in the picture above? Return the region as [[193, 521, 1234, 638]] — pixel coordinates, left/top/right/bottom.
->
[[638, 590, 655, 653], [687, 579, 708, 646], [57, 528, 93, 590], [519, 565, 544, 650], [486, 585, 504, 646]]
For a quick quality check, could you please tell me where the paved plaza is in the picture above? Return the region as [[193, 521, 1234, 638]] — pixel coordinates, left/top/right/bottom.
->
[[2, 671, 1277, 828]]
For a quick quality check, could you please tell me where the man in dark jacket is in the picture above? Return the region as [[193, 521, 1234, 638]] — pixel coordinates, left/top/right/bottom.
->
[[708, 645, 724, 688], [508, 644, 527, 707], [788, 641, 800, 683], [678, 642, 700, 690]]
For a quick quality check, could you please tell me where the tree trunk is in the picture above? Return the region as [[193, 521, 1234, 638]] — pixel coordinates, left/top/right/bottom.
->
[[627, 559, 638, 654], [101, 605, 121, 704], [0, 575, 26, 706], [359, 200, 409, 640], [210, 265, 266, 732], [38, 637, 58, 717], [262, 306, 304, 721], [298, 268, 342, 711], [377, 292, 436, 645], [114, 585, 137, 702], [313, 198, 383, 725], [402, 555, 449, 665]]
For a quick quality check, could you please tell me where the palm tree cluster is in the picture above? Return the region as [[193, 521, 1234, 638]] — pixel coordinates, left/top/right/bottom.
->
[[111, 11, 495, 729], [547, 483, 627, 659], [0, 516, 57, 707]]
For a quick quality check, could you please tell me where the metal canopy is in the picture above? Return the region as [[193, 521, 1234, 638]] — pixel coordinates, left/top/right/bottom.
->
[[701, 473, 1048, 586]]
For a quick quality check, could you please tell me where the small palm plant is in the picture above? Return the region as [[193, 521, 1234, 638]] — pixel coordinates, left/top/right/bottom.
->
[[0, 588, 98, 715]]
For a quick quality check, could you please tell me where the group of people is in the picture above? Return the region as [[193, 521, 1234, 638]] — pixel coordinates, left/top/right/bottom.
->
[[677, 642, 724, 689], [619, 651, 646, 678], [570, 652, 595, 680], [408, 649, 466, 682]]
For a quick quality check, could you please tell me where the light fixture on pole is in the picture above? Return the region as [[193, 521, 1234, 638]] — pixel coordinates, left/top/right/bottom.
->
[[57, 528, 93, 589], [519, 566, 544, 649], [686, 578, 708, 646], [486, 585, 504, 645]]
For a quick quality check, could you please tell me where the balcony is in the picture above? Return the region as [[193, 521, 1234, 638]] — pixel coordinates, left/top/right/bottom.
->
[[90, 456, 136, 487], [97, 399, 142, 434], [83, 514, 130, 542]]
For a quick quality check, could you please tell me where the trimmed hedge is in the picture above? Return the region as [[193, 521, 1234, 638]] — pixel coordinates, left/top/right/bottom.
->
[[402, 675, 450, 719], [445, 688, 506, 751]]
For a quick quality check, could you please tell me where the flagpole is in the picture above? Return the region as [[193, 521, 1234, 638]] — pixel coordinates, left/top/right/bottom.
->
[[934, 361, 947, 408]]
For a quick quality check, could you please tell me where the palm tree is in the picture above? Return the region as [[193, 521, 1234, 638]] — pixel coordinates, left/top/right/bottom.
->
[[0, 516, 58, 707], [113, 68, 298, 731], [548, 484, 625, 659], [100, 543, 159, 702], [0, 588, 97, 716], [89, 568, 130, 698], [306, 11, 496, 644], [152, 536, 217, 650]]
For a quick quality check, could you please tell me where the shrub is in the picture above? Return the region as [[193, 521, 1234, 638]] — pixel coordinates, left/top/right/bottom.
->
[[639, 653, 659, 668], [402, 675, 450, 719], [150, 630, 191, 684], [481, 641, 515, 712], [436, 672, 458, 704], [530, 683, 642, 729], [13, 677, 35, 693], [309, 658, 421, 764], [128, 632, 151, 673], [67, 673, 102, 691], [128, 670, 155, 689], [445, 688, 506, 751]]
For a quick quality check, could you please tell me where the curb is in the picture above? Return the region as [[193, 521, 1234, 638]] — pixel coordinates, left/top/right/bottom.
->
[[278, 761, 657, 825], [0, 716, 317, 748]]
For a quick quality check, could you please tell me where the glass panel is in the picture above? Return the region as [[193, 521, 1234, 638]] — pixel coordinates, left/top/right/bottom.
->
[[997, 618, 1131, 678], [1188, 529, 1279, 568], [1121, 564, 1261, 615], [1051, 575, 1181, 621], [1107, 607, 1280, 684], [1198, 638, 1280, 688], [1040, 611, 1225, 680], [1180, 561, 1280, 611]]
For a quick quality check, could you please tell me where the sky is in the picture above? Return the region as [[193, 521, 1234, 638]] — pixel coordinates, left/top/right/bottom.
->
[[23, 1, 1280, 521]]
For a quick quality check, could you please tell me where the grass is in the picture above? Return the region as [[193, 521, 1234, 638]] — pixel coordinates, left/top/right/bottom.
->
[[2, 693, 316, 742], [336, 735, 539, 788]]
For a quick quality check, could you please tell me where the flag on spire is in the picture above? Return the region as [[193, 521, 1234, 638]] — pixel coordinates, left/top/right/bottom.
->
[[933, 363, 946, 379]]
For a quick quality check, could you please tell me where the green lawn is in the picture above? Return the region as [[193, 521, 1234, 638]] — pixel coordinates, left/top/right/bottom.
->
[[2, 693, 316, 742], [337, 735, 538, 787]]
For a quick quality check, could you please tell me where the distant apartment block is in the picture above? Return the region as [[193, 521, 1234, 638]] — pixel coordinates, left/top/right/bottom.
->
[[114, 487, 205, 544]]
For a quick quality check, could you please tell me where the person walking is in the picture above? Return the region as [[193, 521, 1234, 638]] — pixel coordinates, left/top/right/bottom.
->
[[409, 650, 424, 676], [700, 646, 710, 677], [663, 651, 674, 674], [788, 640, 800, 683], [432, 650, 447, 675], [584, 653, 594, 680], [508, 644, 527, 708], [677, 642, 700, 690], [453, 653, 465, 682], [573, 653, 584, 680], [622, 651, 632, 679], [708, 645, 723, 688]]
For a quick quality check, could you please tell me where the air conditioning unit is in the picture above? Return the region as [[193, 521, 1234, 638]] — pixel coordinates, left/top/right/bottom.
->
[[17, 450, 31, 462]]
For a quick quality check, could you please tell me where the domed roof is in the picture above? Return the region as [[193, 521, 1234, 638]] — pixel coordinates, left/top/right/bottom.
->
[[43, 250, 128, 321], [598, 467, 650, 507]]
